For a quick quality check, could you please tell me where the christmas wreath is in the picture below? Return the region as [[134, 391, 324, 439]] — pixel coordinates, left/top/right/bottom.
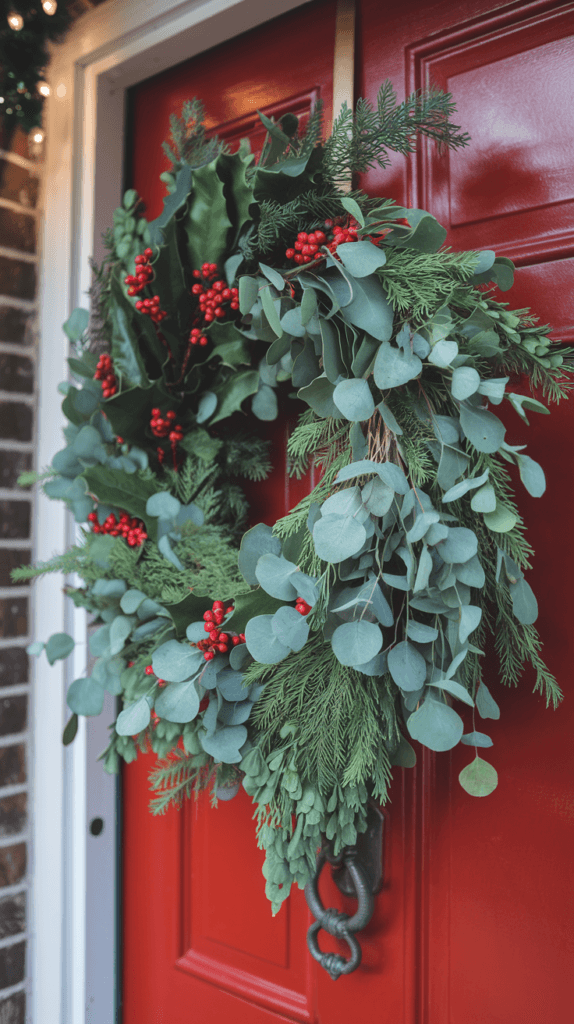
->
[[18, 88, 572, 913]]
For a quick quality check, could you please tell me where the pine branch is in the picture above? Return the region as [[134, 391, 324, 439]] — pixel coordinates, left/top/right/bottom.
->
[[323, 81, 470, 186], [162, 98, 228, 171]]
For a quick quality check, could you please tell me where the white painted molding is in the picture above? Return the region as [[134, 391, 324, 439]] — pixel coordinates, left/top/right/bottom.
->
[[34, 1, 317, 1022]]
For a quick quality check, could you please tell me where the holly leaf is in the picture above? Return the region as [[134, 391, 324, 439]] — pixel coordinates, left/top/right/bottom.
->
[[210, 370, 260, 424], [82, 465, 157, 536], [186, 158, 233, 270]]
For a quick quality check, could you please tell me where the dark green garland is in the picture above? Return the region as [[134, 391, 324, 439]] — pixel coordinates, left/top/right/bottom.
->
[[17, 88, 573, 914], [0, 0, 72, 132]]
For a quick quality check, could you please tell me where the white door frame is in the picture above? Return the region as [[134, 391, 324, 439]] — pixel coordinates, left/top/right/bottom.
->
[[33, 1, 324, 1021]]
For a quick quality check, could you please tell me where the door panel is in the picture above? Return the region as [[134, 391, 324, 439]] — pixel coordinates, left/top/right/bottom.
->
[[359, 1, 574, 1021], [122, 1, 574, 1021]]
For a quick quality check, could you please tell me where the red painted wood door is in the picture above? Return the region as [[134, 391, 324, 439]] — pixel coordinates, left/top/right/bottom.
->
[[122, 2, 574, 1022]]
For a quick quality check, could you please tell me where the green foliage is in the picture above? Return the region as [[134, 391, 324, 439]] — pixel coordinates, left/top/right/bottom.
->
[[162, 98, 227, 172], [323, 81, 470, 187], [20, 86, 572, 916]]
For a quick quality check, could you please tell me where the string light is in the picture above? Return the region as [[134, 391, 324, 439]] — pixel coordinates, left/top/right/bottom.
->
[[37, 81, 51, 98], [30, 128, 45, 145], [42, 0, 57, 12], [7, 11, 24, 30]]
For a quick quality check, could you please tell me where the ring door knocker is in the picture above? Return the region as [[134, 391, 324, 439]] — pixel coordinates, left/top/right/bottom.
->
[[304, 803, 384, 980]]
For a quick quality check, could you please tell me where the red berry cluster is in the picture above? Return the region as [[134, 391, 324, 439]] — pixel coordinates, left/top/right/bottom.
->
[[295, 597, 312, 616], [87, 510, 147, 547], [194, 600, 246, 661], [94, 353, 118, 399], [135, 294, 167, 324], [150, 408, 183, 443], [285, 228, 327, 265], [124, 248, 168, 324], [189, 327, 209, 347], [124, 248, 154, 296], [191, 263, 239, 324], [145, 664, 166, 687], [285, 220, 359, 266]]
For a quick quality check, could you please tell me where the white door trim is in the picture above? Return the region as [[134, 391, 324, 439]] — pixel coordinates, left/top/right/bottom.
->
[[34, 1, 316, 1022]]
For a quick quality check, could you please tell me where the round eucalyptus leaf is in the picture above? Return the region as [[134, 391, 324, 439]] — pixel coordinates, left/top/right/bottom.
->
[[255, 553, 298, 600], [186, 621, 207, 642], [473, 250, 496, 275], [438, 527, 478, 564], [429, 340, 458, 367], [389, 735, 417, 767], [331, 620, 382, 666], [45, 632, 75, 666], [245, 615, 291, 664], [406, 621, 439, 643], [362, 476, 394, 515], [313, 514, 367, 563], [219, 699, 253, 727], [509, 577, 538, 625], [459, 756, 498, 796], [109, 615, 133, 655], [373, 342, 422, 389], [470, 483, 497, 513], [333, 378, 375, 421], [238, 523, 281, 585], [429, 678, 474, 707], [252, 383, 278, 421], [26, 640, 45, 657], [321, 486, 362, 518], [115, 694, 152, 736], [202, 725, 248, 764], [459, 401, 506, 454], [152, 640, 203, 683], [217, 668, 248, 702], [483, 503, 517, 533], [517, 454, 546, 498], [155, 677, 200, 723], [461, 731, 493, 748], [337, 240, 387, 277], [67, 677, 105, 717], [454, 556, 485, 588], [459, 604, 482, 644], [407, 697, 464, 751], [271, 605, 309, 652], [146, 491, 181, 520], [388, 640, 427, 692], [475, 682, 500, 720], [451, 366, 480, 401], [89, 624, 111, 658]]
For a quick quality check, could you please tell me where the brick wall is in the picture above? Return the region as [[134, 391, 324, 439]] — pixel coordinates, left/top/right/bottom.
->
[[0, 122, 40, 1024]]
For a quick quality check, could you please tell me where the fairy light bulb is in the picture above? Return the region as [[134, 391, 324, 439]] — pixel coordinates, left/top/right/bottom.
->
[[7, 11, 24, 30], [30, 128, 45, 145], [42, 0, 57, 12], [37, 81, 51, 98]]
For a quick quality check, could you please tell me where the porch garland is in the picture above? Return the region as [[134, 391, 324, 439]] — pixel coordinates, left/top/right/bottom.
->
[[17, 89, 573, 913]]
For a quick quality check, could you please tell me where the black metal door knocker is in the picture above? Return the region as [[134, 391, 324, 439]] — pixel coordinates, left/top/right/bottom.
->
[[304, 803, 384, 979]]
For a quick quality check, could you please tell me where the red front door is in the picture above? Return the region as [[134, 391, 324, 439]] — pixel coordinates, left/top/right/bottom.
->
[[122, 2, 574, 1021]]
